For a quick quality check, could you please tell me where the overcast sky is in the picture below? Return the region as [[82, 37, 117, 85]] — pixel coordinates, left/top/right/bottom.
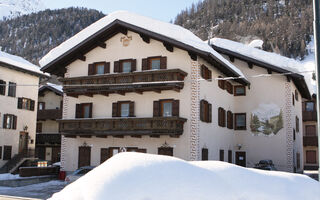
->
[[42, 0, 201, 22]]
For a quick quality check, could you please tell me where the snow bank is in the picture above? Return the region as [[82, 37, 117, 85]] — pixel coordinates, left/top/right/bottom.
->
[[50, 152, 319, 200], [0, 173, 19, 180], [0, 50, 46, 76], [39, 11, 246, 80], [248, 39, 263, 49]]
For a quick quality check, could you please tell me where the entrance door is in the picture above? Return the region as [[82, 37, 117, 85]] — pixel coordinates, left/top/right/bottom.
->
[[52, 147, 60, 163], [78, 146, 91, 168], [235, 151, 246, 167], [19, 132, 28, 154]]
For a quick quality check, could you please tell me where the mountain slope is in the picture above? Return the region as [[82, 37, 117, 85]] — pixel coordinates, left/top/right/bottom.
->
[[174, 0, 313, 59], [0, 7, 105, 64], [0, 0, 45, 20]]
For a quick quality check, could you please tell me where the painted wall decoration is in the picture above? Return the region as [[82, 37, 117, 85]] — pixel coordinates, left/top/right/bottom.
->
[[250, 103, 283, 136]]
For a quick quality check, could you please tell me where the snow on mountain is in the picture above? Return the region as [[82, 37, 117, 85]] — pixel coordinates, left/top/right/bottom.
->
[[0, 0, 45, 20]]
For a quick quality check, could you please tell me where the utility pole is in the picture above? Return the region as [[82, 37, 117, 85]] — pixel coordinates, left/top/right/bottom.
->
[[313, 0, 320, 181]]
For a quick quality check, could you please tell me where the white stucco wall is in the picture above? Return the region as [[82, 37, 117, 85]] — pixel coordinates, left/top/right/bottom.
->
[[38, 91, 62, 110]]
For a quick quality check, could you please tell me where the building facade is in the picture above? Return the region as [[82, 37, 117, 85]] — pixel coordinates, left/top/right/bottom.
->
[[40, 11, 310, 173], [35, 83, 63, 164]]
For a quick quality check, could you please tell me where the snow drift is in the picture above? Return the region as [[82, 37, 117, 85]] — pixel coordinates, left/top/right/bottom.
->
[[50, 152, 319, 200]]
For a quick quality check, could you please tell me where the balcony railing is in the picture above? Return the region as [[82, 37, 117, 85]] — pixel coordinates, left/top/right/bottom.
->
[[302, 111, 317, 121], [58, 69, 188, 97], [37, 109, 62, 120], [303, 136, 318, 146], [36, 133, 61, 145], [58, 117, 187, 137]]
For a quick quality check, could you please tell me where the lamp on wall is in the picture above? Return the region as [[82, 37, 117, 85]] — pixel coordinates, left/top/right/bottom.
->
[[23, 125, 28, 132], [237, 144, 242, 150], [161, 141, 170, 148]]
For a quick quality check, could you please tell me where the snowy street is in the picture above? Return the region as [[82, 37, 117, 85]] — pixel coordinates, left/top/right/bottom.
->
[[0, 181, 66, 200]]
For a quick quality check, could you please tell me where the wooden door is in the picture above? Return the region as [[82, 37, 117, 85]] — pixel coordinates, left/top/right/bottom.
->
[[158, 147, 173, 156], [100, 148, 109, 164], [78, 146, 91, 168], [19, 132, 28, 154], [235, 151, 246, 167], [52, 147, 61, 163]]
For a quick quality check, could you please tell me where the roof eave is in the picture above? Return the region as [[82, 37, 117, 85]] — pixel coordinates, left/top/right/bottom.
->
[[0, 61, 49, 78]]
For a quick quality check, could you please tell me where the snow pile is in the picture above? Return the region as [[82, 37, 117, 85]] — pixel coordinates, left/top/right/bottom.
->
[[0, 0, 45, 20], [0, 173, 19, 180], [0, 50, 46, 76], [248, 39, 263, 49], [40, 11, 247, 80], [46, 82, 63, 92], [50, 152, 319, 200]]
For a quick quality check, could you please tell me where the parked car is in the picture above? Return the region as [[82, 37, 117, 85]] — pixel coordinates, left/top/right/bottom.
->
[[254, 160, 277, 171], [65, 166, 95, 183]]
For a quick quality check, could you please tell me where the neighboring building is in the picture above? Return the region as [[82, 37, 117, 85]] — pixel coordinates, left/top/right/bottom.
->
[[36, 83, 63, 164], [0, 51, 47, 171], [39, 11, 310, 173], [302, 94, 318, 170]]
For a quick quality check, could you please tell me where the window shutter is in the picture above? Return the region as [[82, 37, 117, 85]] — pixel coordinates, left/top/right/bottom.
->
[[201, 65, 205, 79], [172, 100, 180, 117], [114, 61, 120, 73], [0, 146, 2, 159], [302, 102, 306, 111], [131, 59, 137, 72], [222, 108, 226, 127], [88, 103, 93, 118], [75, 104, 81, 118], [3, 114, 7, 128], [112, 102, 118, 117], [30, 100, 35, 111], [12, 115, 17, 130], [208, 103, 212, 123], [88, 64, 94, 75], [160, 57, 167, 69], [208, 68, 212, 81], [129, 101, 135, 117], [100, 148, 109, 164], [104, 62, 110, 74], [17, 98, 22, 109], [0, 80, 5, 95], [142, 58, 148, 70], [153, 101, 160, 117], [200, 100, 205, 121]]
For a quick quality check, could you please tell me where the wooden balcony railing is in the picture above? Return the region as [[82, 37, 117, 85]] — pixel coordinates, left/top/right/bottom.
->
[[302, 111, 317, 121], [58, 69, 188, 97], [36, 134, 61, 145], [303, 136, 318, 146], [58, 117, 187, 137], [37, 109, 62, 120]]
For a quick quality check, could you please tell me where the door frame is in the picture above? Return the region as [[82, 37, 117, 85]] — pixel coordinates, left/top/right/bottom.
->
[[19, 132, 29, 154], [78, 146, 91, 168]]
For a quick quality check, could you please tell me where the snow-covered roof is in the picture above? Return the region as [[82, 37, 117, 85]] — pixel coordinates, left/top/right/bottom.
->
[[39, 82, 63, 95], [49, 152, 319, 200], [0, 50, 47, 77], [40, 11, 248, 83]]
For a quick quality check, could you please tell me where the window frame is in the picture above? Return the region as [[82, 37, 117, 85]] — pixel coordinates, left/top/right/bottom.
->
[[94, 62, 106, 75], [201, 65, 212, 81], [160, 100, 173, 117], [8, 82, 16, 97], [234, 113, 246, 130], [218, 107, 226, 127], [200, 100, 212, 123], [119, 101, 130, 117], [3, 114, 17, 129], [296, 116, 299, 133], [306, 150, 317, 164], [3, 146, 12, 160], [305, 101, 315, 112], [234, 85, 246, 96], [120, 59, 133, 73], [225, 81, 233, 94], [305, 125, 316, 136], [148, 57, 161, 70], [0, 80, 5, 95], [38, 102, 45, 110]]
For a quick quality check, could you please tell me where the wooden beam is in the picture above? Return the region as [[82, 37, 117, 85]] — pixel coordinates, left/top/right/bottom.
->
[[77, 54, 86, 61], [154, 89, 161, 94], [173, 88, 180, 93], [79, 135, 92, 138], [163, 42, 174, 52], [139, 34, 150, 43], [119, 28, 128, 35], [229, 55, 235, 62], [188, 51, 197, 61], [83, 93, 93, 97], [64, 135, 77, 138], [131, 135, 142, 138], [97, 41, 106, 49], [113, 135, 124, 138], [67, 93, 78, 98], [170, 135, 179, 138], [134, 90, 143, 95], [267, 69, 272, 74], [117, 91, 125, 96], [286, 76, 291, 82], [96, 135, 108, 138], [150, 135, 160, 138], [248, 62, 253, 69]]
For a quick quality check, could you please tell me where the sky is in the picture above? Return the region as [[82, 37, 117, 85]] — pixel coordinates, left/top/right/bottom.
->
[[42, 0, 201, 22]]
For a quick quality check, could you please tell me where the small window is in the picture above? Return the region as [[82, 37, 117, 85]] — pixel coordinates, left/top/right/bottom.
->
[[202, 148, 208, 161], [3, 114, 17, 129], [38, 102, 45, 110], [219, 149, 224, 161], [153, 100, 179, 117], [295, 90, 299, 101], [218, 107, 226, 127], [161, 100, 173, 117], [75, 103, 92, 118], [296, 116, 299, 132], [225, 81, 233, 94], [218, 76, 225, 89], [83, 104, 91, 118], [292, 93, 295, 106], [120, 102, 130, 117], [235, 113, 246, 130], [149, 58, 161, 70], [305, 102, 314, 112], [8, 82, 16, 97], [0, 80, 5, 95], [293, 129, 296, 141], [88, 62, 110, 75], [112, 101, 134, 117], [228, 150, 232, 163], [158, 147, 173, 156], [200, 100, 212, 123], [96, 63, 105, 75], [234, 85, 245, 96], [36, 122, 42, 133], [121, 60, 132, 73], [142, 56, 166, 70]]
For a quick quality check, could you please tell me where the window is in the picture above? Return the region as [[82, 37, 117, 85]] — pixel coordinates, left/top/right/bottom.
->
[[122, 61, 132, 73], [36, 123, 42, 133], [112, 101, 134, 117], [219, 149, 224, 161], [8, 82, 16, 97], [0, 80, 5, 95], [218, 76, 225, 89], [142, 56, 167, 70], [306, 150, 316, 164], [153, 99, 179, 117], [234, 85, 246, 96], [218, 107, 226, 127], [235, 113, 246, 130], [225, 81, 233, 94], [75, 103, 93, 118], [3, 146, 12, 160], [295, 90, 299, 101], [296, 152, 300, 169], [88, 62, 110, 75], [0, 146, 2, 159], [227, 111, 233, 129], [3, 114, 17, 129], [18, 98, 35, 111], [114, 59, 136, 73], [296, 116, 299, 132], [202, 148, 208, 160], [305, 102, 315, 112], [293, 129, 296, 141], [200, 100, 212, 123], [38, 102, 45, 110], [201, 65, 212, 81], [292, 93, 295, 106], [305, 125, 316, 136], [228, 150, 232, 163]]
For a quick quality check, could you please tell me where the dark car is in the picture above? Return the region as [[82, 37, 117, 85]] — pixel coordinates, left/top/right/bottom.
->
[[254, 160, 277, 171]]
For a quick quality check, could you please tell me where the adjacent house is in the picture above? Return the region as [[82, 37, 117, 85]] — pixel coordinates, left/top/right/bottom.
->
[[0, 51, 47, 171], [39, 11, 310, 173], [36, 83, 63, 164]]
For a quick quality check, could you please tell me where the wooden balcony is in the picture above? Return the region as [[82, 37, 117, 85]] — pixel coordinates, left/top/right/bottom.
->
[[302, 111, 317, 121], [303, 136, 318, 146], [58, 69, 188, 97], [58, 117, 187, 137], [36, 134, 61, 145], [37, 109, 62, 120]]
